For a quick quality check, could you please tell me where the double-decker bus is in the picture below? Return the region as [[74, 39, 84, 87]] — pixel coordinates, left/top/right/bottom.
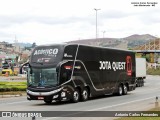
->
[[24, 44, 136, 103]]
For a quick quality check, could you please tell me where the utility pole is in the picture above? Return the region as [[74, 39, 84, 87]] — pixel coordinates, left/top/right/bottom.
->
[[94, 8, 101, 39]]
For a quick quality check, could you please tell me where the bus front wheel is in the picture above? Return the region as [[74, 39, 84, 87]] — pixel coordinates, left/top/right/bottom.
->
[[72, 89, 80, 103]]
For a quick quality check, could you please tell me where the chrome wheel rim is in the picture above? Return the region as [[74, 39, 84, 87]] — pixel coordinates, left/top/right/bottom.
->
[[124, 85, 127, 94], [119, 86, 122, 95], [74, 91, 79, 101], [83, 90, 88, 100]]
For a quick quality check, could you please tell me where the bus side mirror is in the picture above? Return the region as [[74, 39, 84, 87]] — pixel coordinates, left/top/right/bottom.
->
[[19, 67, 23, 74], [19, 62, 29, 74], [56, 65, 60, 73]]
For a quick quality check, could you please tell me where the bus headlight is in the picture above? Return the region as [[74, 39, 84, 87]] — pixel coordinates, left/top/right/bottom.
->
[[61, 92, 66, 97]]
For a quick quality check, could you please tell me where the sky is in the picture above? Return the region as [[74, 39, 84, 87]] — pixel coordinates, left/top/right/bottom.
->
[[0, 0, 159, 45]]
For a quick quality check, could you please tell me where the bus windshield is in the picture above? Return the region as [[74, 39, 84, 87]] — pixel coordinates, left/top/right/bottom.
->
[[28, 68, 58, 87]]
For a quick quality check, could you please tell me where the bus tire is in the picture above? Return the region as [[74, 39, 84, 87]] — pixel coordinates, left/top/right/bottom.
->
[[72, 89, 80, 103], [123, 84, 128, 95], [44, 99, 52, 104], [81, 88, 89, 101], [118, 85, 123, 96]]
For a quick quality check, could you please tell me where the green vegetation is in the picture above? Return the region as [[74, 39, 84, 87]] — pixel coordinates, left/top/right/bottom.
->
[[0, 81, 27, 92], [135, 53, 151, 62], [147, 68, 160, 75]]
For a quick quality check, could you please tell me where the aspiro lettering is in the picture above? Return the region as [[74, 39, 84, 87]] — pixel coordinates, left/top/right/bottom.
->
[[34, 48, 58, 56]]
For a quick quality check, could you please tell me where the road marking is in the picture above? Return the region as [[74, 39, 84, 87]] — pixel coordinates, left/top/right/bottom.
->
[[42, 95, 160, 120], [88, 96, 159, 111]]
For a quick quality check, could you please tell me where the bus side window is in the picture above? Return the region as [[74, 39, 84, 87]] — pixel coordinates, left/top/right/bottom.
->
[[60, 68, 68, 84], [62, 72, 67, 81], [60, 62, 72, 84]]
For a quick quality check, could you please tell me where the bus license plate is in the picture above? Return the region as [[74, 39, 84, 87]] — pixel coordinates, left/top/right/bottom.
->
[[38, 97, 44, 100]]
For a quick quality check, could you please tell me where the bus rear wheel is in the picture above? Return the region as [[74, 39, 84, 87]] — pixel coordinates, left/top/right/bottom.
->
[[72, 89, 80, 103], [123, 84, 128, 95], [118, 85, 123, 96], [81, 88, 89, 101]]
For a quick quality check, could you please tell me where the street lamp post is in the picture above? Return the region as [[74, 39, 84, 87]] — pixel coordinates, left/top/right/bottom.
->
[[94, 8, 101, 39]]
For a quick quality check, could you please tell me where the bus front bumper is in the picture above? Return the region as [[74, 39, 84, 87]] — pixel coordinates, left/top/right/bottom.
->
[[26, 88, 72, 101]]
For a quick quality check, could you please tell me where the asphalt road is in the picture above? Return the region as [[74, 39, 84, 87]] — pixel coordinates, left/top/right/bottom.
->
[[0, 75, 160, 120]]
